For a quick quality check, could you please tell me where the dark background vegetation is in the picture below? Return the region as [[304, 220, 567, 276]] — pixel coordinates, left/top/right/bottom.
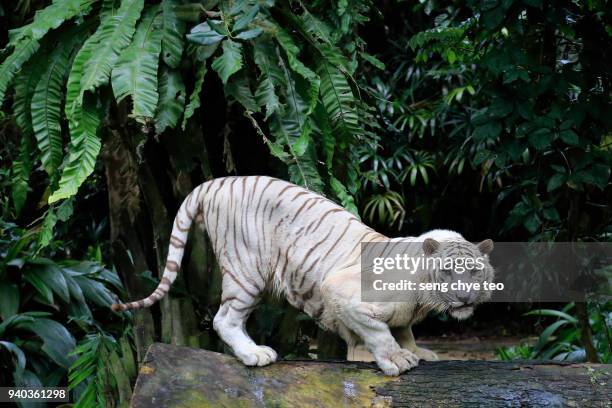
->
[[0, 0, 610, 406]]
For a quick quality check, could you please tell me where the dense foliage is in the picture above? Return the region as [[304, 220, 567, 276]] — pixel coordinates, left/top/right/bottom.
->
[[0, 214, 133, 406]]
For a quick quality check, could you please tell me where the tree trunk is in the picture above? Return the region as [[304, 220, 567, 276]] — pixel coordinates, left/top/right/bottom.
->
[[102, 102, 219, 359], [131, 343, 611, 408]]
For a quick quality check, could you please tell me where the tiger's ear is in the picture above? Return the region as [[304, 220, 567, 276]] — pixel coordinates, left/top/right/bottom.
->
[[477, 239, 494, 255], [423, 238, 440, 255]]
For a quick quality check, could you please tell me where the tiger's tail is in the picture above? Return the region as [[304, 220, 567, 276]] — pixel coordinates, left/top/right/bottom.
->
[[111, 185, 204, 312]]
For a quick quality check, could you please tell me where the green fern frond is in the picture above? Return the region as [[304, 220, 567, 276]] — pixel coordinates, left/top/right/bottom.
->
[[8, 0, 98, 46], [32, 36, 81, 176], [253, 41, 284, 119], [0, 39, 41, 104], [111, 5, 162, 122], [211, 39, 243, 84], [161, 0, 186, 68], [13, 51, 50, 138], [79, 0, 144, 98], [49, 95, 103, 203], [10, 51, 51, 213], [182, 64, 207, 130], [273, 26, 319, 112], [269, 56, 324, 193], [155, 67, 185, 134], [65, 29, 100, 119], [225, 72, 258, 112], [317, 60, 361, 140], [12, 136, 34, 215]]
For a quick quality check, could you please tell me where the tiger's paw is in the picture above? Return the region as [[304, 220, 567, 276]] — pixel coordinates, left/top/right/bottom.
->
[[235, 345, 278, 367], [376, 348, 419, 376], [414, 346, 439, 361]]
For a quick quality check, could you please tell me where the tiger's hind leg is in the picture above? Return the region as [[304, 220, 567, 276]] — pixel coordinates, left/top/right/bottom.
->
[[213, 271, 277, 366]]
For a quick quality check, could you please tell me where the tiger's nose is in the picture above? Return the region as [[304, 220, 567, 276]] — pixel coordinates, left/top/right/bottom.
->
[[457, 292, 471, 304]]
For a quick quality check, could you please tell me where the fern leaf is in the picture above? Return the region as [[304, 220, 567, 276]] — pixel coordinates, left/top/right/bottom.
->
[[211, 39, 243, 84], [330, 176, 358, 215], [79, 0, 144, 97], [274, 26, 319, 112], [10, 48, 52, 213], [31, 37, 79, 175], [49, 95, 102, 203], [317, 61, 360, 140], [154, 67, 185, 134], [0, 39, 41, 104], [224, 72, 258, 111], [13, 51, 50, 138], [269, 59, 324, 193], [12, 135, 34, 215], [8, 0, 97, 46], [161, 0, 185, 68], [65, 29, 100, 119], [181, 64, 207, 130], [111, 6, 162, 122], [253, 41, 283, 119]]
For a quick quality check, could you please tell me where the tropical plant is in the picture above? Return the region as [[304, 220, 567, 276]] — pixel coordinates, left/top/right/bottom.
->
[[497, 302, 611, 363], [0, 0, 383, 239], [0, 218, 134, 406]]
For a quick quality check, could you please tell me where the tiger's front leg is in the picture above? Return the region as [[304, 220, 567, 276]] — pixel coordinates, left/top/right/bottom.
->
[[321, 273, 419, 376]]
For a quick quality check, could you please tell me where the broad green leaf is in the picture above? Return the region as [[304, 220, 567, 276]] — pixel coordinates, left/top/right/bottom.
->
[[234, 5, 259, 31], [0, 283, 20, 319], [182, 64, 207, 129], [65, 30, 99, 119], [32, 36, 79, 176], [15, 318, 76, 369], [224, 72, 258, 111], [255, 76, 280, 118], [8, 0, 97, 46], [318, 61, 360, 140], [154, 67, 185, 133], [559, 129, 579, 145], [253, 42, 283, 118], [330, 176, 358, 215], [12, 135, 34, 215], [10, 50, 51, 213], [49, 95, 103, 203], [23, 268, 54, 304], [0, 341, 26, 376], [71, 274, 115, 307], [524, 309, 578, 324], [359, 52, 385, 70], [528, 128, 554, 150], [269, 64, 324, 193], [274, 26, 319, 110], [547, 173, 566, 192], [27, 260, 71, 302], [111, 6, 163, 122], [79, 0, 144, 98], [532, 320, 569, 353], [186, 21, 226, 45], [38, 208, 59, 248], [0, 39, 41, 109], [212, 39, 243, 84], [161, 0, 186, 68], [235, 28, 263, 40]]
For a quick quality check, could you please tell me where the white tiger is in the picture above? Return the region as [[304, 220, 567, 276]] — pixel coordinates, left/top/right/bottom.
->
[[111, 176, 494, 376]]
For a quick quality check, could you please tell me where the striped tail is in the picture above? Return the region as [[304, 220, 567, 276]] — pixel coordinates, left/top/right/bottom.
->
[[111, 186, 203, 312]]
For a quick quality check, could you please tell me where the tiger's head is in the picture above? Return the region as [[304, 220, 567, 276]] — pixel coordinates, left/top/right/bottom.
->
[[420, 236, 495, 320]]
